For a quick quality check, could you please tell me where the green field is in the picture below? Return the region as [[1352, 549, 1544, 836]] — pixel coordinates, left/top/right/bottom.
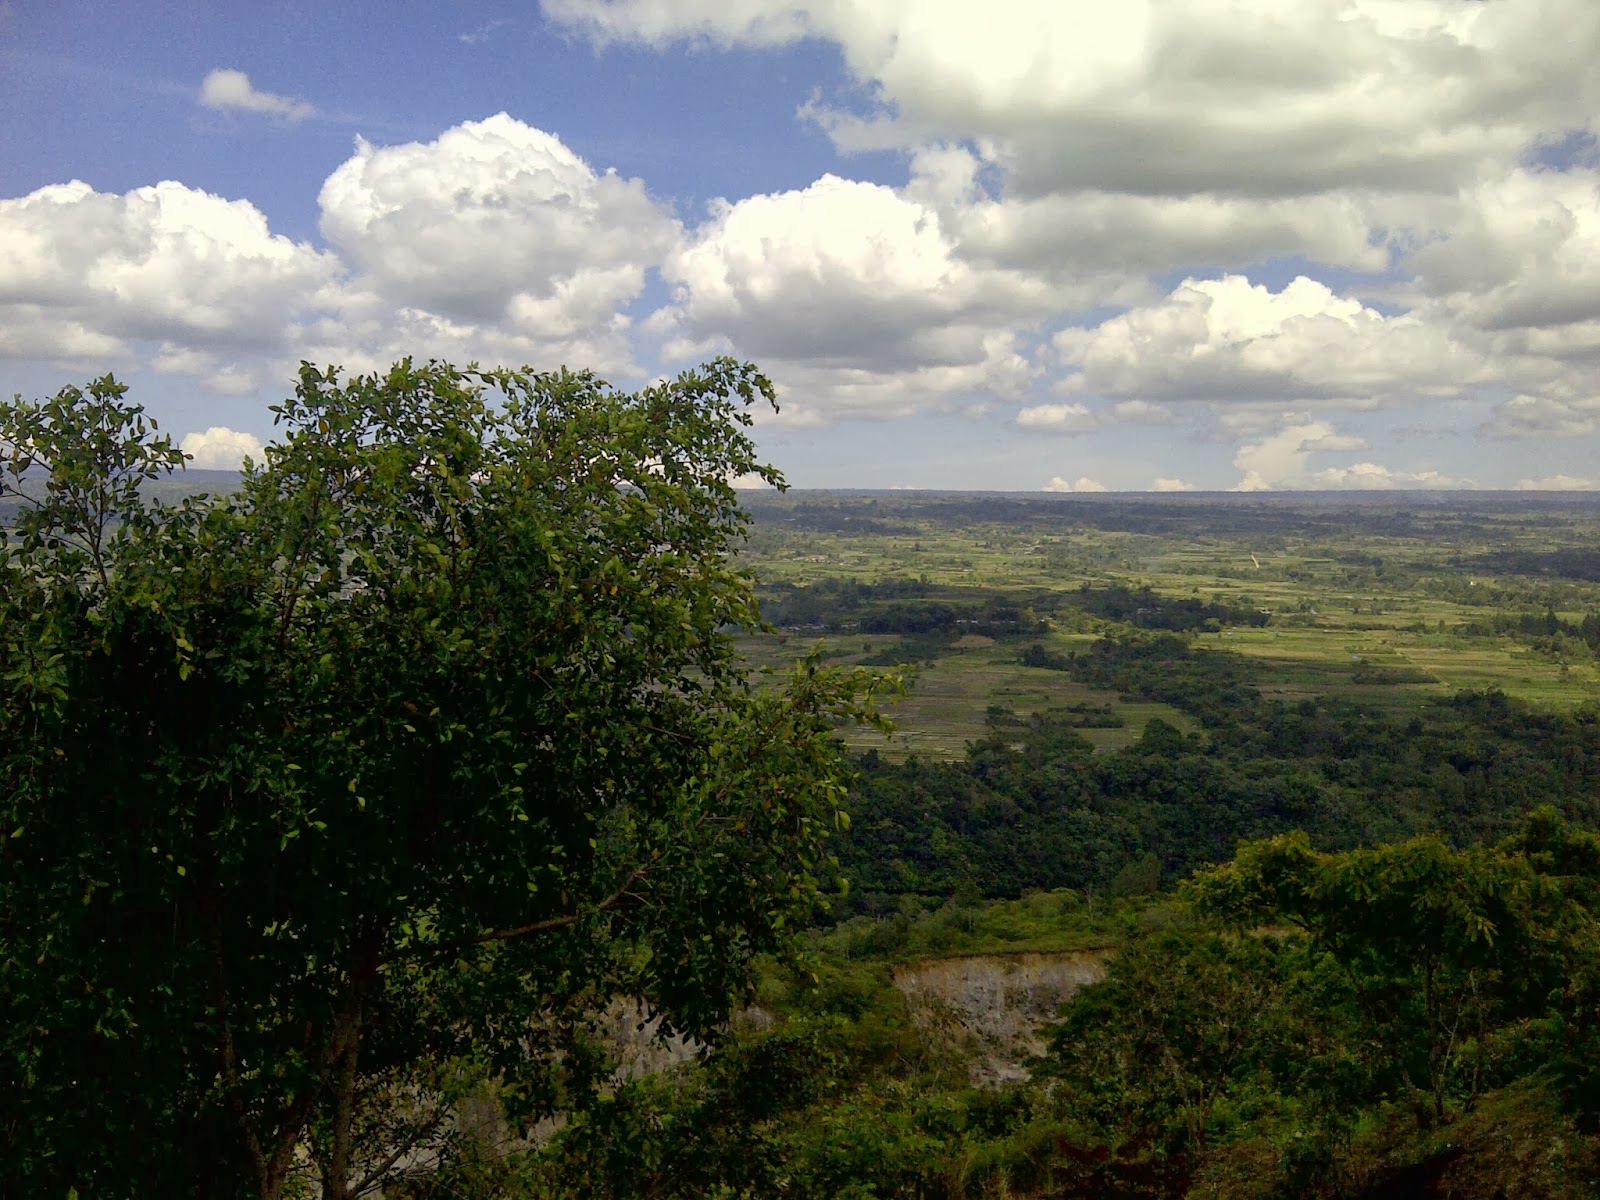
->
[[739, 630, 1196, 757], [736, 490, 1600, 756]]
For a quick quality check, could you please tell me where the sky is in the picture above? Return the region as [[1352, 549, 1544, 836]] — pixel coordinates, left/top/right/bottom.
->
[[3, 1, 1600, 492]]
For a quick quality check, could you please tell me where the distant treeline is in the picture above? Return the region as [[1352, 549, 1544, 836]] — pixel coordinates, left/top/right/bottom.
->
[[1056, 584, 1268, 631], [838, 634, 1600, 908], [757, 577, 1035, 634], [1453, 607, 1600, 654], [754, 501, 922, 536], [758, 579, 1264, 636], [742, 488, 1600, 542], [1466, 548, 1600, 582]]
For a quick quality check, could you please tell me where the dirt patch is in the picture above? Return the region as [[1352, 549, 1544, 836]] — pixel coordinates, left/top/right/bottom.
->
[[892, 950, 1110, 1085]]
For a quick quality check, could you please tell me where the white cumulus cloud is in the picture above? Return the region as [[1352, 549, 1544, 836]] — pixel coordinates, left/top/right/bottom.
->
[[1044, 475, 1108, 492], [1408, 168, 1600, 333], [1231, 419, 1462, 490], [1016, 402, 1097, 433], [199, 69, 315, 121], [1232, 420, 1339, 490], [0, 179, 337, 375], [1489, 393, 1600, 439], [945, 175, 1388, 283], [655, 173, 1051, 422], [1055, 274, 1483, 411], [1150, 477, 1196, 492], [529, 0, 1600, 465], [13, 3, 1600, 482], [0, 116, 691, 400], [548, 0, 1600, 267], [1308, 463, 1463, 489], [556, 0, 1600, 195], [315, 113, 678, 374], [181, 426, 264, 469]]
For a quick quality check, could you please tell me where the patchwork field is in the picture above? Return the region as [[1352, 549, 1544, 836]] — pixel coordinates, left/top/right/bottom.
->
[[736, 490, 1600, 757], [738, 630, 1196, 757]]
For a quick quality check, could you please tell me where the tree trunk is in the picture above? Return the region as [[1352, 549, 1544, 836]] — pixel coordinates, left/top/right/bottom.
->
[[325, 994, 363, 1200]]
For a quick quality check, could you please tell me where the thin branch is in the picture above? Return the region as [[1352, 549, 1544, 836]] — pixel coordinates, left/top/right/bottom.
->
[[274, 479, 325, 653], [473, 866, 649, 947], [347, 1110, 448, 1199], [392, 866, 651, 967]]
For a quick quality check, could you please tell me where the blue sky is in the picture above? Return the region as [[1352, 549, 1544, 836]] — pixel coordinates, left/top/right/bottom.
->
[[4, 1, 1600, 491]]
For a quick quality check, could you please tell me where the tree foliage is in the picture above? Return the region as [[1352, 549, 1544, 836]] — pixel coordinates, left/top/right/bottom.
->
[[1031, 820, 1600, 1197], [0, 362, 887, 1199]]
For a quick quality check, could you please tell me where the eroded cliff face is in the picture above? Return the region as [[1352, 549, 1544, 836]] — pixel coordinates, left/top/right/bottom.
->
[[892, 950, 1109, 1085], [592, 997, 706, 1079]]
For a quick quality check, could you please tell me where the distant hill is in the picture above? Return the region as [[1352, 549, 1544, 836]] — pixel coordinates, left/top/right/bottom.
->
[[1, 468, 241, 527]]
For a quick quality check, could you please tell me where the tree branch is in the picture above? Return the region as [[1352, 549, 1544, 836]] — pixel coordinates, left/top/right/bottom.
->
[[199, 840, 271, 1197], [327, 992, 363, 1200], [261, 982, 366, 1199], [472, 865, 649, 947], [347, 1110, 447, 1199], [391, 866, 651, 967]]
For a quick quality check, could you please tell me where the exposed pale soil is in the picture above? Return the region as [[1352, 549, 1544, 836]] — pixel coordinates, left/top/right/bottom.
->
[[892, 949, 1110, 1085]]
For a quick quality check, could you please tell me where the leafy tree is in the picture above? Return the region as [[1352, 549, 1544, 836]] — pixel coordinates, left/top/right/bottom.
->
[[1045, 924, 1294, 1153], [1189, 832, 1568, 1123], [0, 362, 888, 1199], [1041, 821, 1600, 1196]]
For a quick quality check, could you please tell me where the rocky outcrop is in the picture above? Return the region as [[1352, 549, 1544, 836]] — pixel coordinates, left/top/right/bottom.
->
[[891, 949, 1109, 1085]]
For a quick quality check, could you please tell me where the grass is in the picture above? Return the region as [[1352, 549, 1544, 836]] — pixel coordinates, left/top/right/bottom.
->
[[813, 890, 1167, 964], [1212, 623, 1600, 710], [738, 632, 1195, 760], [737, 491, 1600, 755]]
